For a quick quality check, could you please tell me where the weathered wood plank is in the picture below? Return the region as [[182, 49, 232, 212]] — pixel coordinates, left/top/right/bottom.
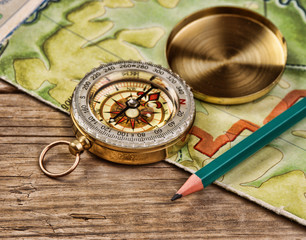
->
[[0, 79, 20, 93], [0, 79, 305, 239]]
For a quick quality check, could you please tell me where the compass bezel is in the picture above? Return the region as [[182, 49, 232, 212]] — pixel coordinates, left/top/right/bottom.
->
[[71, 61, 195, 151]]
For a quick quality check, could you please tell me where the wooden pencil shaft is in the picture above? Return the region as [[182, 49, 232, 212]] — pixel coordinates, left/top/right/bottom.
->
[[197, 98, 306, 187]]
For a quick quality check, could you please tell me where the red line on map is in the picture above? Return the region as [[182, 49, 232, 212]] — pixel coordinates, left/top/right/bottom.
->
[[190, 90, 306, 157], [263, 90, 306, 124], [191, 120, 259, 157]]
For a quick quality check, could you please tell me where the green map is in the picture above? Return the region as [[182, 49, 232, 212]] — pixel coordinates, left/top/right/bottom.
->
[[0, 0, 305, 225]]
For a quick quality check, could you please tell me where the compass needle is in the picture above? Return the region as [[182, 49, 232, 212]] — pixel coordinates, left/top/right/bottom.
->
[[136, 85, 156, 101]]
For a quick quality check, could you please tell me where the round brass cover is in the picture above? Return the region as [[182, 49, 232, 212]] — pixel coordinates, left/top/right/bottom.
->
[[166, 6, 287, 104]]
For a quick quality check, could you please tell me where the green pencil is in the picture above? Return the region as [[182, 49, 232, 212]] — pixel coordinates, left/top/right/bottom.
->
[[172, 97, 306, 201]]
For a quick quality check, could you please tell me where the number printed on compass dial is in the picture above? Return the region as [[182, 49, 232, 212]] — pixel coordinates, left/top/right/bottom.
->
[[89, 72, 176, 133]]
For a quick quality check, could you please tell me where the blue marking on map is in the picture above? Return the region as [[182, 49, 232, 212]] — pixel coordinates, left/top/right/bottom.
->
[[265, 0, 306, 17], [280, 0, 306, 15], [24, 0, 60, 24]]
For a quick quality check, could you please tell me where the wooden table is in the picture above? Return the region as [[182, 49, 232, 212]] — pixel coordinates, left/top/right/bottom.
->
[[0, 79, 305, 239]]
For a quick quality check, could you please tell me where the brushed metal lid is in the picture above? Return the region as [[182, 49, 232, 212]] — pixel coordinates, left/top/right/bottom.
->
[[166, 6, 287, 105]]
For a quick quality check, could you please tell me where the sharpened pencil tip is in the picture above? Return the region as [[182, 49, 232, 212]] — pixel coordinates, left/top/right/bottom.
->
[[171, 193, 182, 201]]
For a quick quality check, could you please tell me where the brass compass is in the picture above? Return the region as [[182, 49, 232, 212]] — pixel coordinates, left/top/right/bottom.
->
[[39, 61, 195, 177]]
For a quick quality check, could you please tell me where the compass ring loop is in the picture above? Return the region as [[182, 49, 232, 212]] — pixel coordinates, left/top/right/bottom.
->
[[38, 140, 81, 178]]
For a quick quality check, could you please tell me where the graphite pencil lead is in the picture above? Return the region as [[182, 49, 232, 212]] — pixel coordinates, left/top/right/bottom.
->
[[171, 194, 182, 201]]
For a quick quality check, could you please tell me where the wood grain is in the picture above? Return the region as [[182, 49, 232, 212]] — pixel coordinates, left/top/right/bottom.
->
[[0, 79, 305, 239]]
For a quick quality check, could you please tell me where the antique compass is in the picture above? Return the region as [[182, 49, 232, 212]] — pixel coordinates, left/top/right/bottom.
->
[[39, 61, 195, 177]]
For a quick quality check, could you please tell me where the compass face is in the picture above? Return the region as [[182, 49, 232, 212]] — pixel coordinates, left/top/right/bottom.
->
[[71, 61, 195, 150], [89, 79, 175, 133]]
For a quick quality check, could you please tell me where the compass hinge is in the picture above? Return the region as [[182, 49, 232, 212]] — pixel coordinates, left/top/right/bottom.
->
[[69, 136, 91, 155]]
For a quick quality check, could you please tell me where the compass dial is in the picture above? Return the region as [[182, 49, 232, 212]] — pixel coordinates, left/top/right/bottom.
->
[[71, 61, 195, 165], [90, 79, 174, 133], [90, 75, 175, 132]]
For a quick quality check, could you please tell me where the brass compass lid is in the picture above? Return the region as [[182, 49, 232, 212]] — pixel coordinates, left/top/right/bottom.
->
[[166, 6, 287, 105]]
